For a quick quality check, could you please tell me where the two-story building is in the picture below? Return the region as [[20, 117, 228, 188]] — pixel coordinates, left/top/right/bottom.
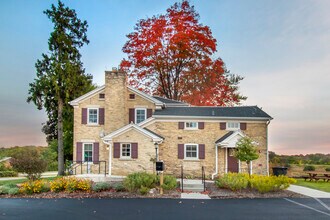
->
[[69, 70, 272, 178]]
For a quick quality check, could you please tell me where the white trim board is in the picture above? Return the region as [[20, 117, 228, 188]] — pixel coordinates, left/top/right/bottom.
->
[[102, 123, 163, 143], [69, 86, 105, 106]]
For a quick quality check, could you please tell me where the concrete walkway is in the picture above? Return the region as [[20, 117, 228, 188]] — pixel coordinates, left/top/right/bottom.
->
[[0, 171, 57, 181], [181, 193, 211, 199], [288, 185, 330, 198]]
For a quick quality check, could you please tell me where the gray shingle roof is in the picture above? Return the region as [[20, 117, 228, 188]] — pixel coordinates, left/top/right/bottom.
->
[[153, 106, 272, 119], [215, 131, 234, 144], [152, 96, 188, 105], [143, 128, 165, 140]]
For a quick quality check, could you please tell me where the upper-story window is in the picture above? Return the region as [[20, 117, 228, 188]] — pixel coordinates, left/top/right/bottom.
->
[[99, 93, 105, 99], [129, 94, 135, 99], [185, 122, 198, 130], [88, 108, 98, 124], [227, 122, 240, 130], [135, 108, 146, 124]]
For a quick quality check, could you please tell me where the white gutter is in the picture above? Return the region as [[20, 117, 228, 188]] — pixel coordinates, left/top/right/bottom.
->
[[266, 119, 271, 176], [212, 144, 218, 180]]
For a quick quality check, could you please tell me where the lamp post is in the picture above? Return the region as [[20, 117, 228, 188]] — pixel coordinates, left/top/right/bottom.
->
[[154, 143, 159, 161]]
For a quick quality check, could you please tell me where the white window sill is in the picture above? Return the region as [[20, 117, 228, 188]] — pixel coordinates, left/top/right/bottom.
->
[[86, 124, 100, 127], [226, 128, 240, 131], [119, 158, 134, 161], [183, 159, 200, 162], [184, 128, 198, 130]]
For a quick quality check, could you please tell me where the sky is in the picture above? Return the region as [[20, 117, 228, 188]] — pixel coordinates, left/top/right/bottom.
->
[[0, 0, 329, 155]]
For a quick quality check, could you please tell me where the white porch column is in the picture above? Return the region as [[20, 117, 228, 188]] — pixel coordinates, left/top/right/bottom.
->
[[225, 147, 228, 174], [108, 142, 112, 176]]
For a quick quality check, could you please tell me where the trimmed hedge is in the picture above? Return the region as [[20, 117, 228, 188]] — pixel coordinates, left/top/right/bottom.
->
[[325, 167, 330, 172], [123, 172, 177, 194], [0, 171, 18, 177], [303, 165, 316, 171]]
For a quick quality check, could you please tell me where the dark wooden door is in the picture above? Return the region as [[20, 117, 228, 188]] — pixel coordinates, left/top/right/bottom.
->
[[227, 148, 239, 173]]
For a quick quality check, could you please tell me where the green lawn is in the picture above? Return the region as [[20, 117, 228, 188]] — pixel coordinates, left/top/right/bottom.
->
[[0, 177, 57, 186], [294, 178, 330, 193]]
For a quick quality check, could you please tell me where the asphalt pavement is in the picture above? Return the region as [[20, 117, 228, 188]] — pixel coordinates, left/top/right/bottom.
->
[[0, 198, 330, 220]]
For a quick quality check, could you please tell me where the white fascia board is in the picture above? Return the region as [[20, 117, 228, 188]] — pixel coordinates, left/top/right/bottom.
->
[[153, 115, 272, 121], [225, 130, 245, 143], [102, 123, 163, 142], [69, 85, 106, 106], [138, 117, 155, 127], [127, 86, 164, 106], [218, 131, 245, 147]]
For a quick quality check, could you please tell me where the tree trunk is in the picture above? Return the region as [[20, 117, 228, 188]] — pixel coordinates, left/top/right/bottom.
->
[[57, 97, 65, 176], [247, 162, 251, 177]]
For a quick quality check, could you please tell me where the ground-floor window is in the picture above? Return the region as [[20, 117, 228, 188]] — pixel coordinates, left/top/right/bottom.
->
[[83, 143, 93, 162], [185, 144, 198, 159], [121, 143, 131, 158]]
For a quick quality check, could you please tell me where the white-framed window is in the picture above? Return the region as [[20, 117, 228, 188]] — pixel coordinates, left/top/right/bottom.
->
[[185, 122, 198, 130], [121, 143, 131, 159], [88, 108, 98, 124], [227, 122, 240, 130], [135, 108, 146, 124], [83, 143, 93, 162], [184, 144, 198, 159]]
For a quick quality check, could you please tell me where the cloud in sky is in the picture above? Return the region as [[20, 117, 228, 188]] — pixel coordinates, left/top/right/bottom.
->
[[0, 0, 329, 154]]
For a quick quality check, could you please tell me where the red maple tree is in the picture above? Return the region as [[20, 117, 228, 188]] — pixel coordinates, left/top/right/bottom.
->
[[121, 1, 246, 106]]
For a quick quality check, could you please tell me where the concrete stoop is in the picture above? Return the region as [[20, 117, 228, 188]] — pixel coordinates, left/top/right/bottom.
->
[[180, 179, 205, 193]]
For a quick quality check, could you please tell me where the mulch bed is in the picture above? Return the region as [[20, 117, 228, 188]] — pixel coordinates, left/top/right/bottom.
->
[[0, 182, 306, 199], [206, 182, 307, 199], [0, 189, 181, 199]]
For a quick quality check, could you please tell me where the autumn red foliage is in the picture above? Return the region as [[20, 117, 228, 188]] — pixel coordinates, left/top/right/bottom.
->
[[121, 1, 245, 106]]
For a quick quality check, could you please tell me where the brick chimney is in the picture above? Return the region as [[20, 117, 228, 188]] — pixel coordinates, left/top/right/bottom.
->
[[104, 69, 127, 132]]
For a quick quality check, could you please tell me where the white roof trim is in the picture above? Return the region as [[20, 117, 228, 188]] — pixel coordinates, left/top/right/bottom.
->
[[217, 130, 245, 147], [69, 85, 105, 106], [127, 86, 163, 106], [153, 115, 271, 121], [69, 84, 165, 106], [102, 123, 163, 142], [138, 117, 156, 127]]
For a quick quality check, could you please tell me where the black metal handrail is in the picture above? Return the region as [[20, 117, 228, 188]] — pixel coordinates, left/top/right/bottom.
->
[[202, 166, 206, 192], [67, 160, 107, 176], [181, 165, 184, 192]]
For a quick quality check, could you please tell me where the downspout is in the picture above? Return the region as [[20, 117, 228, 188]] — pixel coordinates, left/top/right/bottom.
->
[[212, 144, 218, 180], [266, 119, 271, 176], [102, 140, 112, 177]]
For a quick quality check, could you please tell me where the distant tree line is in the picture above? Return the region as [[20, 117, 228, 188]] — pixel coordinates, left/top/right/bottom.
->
[[269, 151, 330, 165]]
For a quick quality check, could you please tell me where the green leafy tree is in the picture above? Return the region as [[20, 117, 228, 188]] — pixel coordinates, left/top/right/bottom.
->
[[27, 1, 93, 175], [234, 136, 259, 176], [11, 149, 47, 181]]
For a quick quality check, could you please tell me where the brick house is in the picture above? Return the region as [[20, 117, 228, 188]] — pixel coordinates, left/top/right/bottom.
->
[[69, 70, 272, 178]]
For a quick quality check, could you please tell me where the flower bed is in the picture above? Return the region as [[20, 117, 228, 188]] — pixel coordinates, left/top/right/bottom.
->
[[0, 174, 180, 198], [215, 173, 296, 193]]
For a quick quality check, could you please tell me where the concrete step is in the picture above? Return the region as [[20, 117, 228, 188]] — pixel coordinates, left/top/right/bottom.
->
[[181, 193, 211, 199], [182, 183, 205, 192], [182, 187, 205, 192]]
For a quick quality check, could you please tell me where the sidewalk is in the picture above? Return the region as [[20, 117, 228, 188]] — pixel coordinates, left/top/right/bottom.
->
[[181, 193, 211, 199], [288, 185, 330, 198], [0, 171, 58, 181]]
